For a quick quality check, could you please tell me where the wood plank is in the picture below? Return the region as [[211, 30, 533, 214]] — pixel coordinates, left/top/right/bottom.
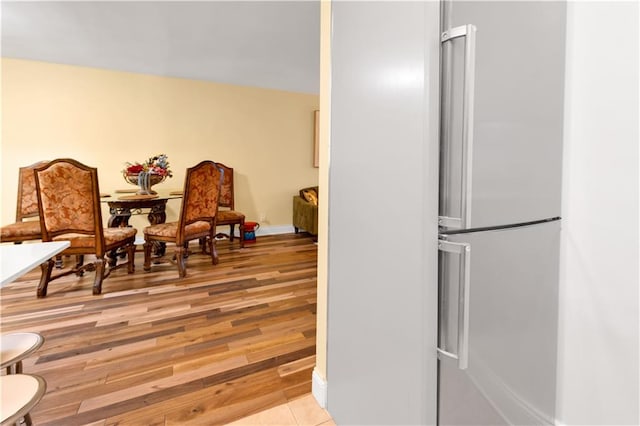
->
[[1, 234, 318, 425]]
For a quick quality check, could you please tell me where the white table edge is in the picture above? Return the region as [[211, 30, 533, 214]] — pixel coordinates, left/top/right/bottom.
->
[[0, 241, 70, 286]]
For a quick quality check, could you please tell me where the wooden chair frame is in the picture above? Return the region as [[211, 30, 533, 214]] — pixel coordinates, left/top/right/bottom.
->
[[34, 158, 136, 297], [143, 161, 224, 277], [215, 163, 245, 248], [0, 161, 48, 244]]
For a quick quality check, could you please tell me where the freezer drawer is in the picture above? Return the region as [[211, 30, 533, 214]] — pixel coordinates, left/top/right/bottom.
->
[[438, 220, 560, 425], [439, 1, 566, 230]]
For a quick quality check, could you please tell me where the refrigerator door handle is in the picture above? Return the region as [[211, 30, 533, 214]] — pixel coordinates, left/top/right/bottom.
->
[[439, 24, 477, 230], [438, 240, 471, 370]]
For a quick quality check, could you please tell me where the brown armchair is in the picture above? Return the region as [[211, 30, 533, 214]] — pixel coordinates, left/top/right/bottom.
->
[[143, 161, 224, 277], [34, 158, 137, 297], [215, 163, 246, 248], [293, 186, 318, 236], [0, 161, 48, 243]]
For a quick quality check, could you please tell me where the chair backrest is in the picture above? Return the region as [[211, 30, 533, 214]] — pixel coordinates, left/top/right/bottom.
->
[[177, 161, 224, 242], [16, 161, 49, 221], [34, 159, 105, 252], [216, 162, 234, 210]]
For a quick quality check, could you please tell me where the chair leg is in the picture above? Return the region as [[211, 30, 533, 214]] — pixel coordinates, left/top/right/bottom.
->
[[93, 258, 105, 295], [229, 224, 235, 242], [37, 258, 54, 298], [143, 241, 152, 272], [206, 232, 219, 265], [212, 237, 219, 265], [176, 246, 187, 278], [75, 255, 85, 276], [127, 244, 135, 274], [239, 220, 245, 248], [106, 249, 118, 267], [10, 360, 23, 375], [23, 412, 33, 426]]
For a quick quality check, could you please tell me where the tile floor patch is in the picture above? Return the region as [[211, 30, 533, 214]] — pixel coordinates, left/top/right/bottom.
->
[[229, 393, 334, 426], [288, 395, 331, 425]]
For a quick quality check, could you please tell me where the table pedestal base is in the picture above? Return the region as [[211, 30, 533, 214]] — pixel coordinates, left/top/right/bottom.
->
[[106, 198, 172, 264]]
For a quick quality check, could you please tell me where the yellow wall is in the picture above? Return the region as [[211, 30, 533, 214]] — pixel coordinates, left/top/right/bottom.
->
[[1, 58, 319, 232]]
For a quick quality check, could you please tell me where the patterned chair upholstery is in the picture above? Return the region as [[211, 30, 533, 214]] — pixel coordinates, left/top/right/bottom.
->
[[0, 161, 48, 243], [214, 163, 246, 248], [34, 159, 137, 297], [143, 161, 224, 277]]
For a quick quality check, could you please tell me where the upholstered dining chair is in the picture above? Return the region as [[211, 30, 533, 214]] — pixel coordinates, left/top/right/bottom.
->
[[33, 158, 137, 297], [215, 163, 246, 248], [143, 161, 224, 277], [0, 161, 48, 244]]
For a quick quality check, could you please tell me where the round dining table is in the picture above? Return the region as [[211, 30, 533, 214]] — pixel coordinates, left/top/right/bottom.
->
[[101, 188, 183, 228], [100, 188, 182, 259]]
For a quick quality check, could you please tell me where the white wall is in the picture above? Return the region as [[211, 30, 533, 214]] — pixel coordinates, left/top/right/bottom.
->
[[558, 2, 639, 425]]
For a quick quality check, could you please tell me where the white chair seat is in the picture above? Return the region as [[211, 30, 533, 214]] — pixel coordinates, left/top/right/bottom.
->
[[0, 374, 46, 425], [1, 332, 44, 374]]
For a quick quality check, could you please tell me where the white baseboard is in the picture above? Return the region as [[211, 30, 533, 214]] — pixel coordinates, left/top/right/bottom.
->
[[312, 368, 327, 408], [218, 224, 295, 238], [255, 225, 295, 236], [135, 225, 295, 245], [134, 225, 295, 246]]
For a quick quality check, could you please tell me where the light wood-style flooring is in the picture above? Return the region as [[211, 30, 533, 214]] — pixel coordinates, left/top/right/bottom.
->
[[0, 233, 318, 425]]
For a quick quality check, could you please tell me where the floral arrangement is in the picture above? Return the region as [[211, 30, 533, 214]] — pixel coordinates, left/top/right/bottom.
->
[[123, 154, 173, 178]]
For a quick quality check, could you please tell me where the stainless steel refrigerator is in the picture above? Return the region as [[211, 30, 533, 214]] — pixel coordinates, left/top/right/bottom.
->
[[437, 1, 566, 424], [325, 1, 567, 424]]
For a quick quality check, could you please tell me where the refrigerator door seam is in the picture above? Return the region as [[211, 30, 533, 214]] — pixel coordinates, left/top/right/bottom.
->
[[441, 217, 561, 236]]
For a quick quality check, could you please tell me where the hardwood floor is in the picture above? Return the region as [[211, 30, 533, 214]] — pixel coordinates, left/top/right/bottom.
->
[[0, 233, 318, 425]]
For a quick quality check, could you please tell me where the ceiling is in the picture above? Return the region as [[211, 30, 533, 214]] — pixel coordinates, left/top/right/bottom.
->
[[1, 1, 320, 94]]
